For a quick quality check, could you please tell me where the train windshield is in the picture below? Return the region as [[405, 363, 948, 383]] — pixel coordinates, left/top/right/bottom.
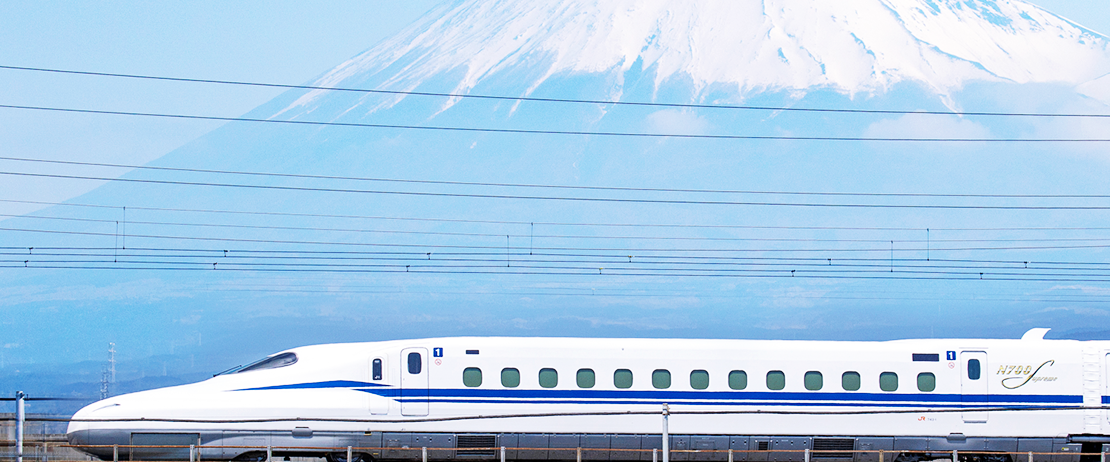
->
[[235, 352, 298, 373]]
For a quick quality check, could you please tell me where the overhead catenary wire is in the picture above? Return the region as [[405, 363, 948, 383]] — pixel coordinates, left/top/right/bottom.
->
[[4, 103, 1110, 142], [2, 64, 1109, 119], [9, 225, 1110, 253], [8, 258, 1110, 280], [8, 246, 1110, 269], [5, 199, 1110, 232], [6, 155, 1110, 199], [7, 170, 1110, 209], [9, 213, 1110, 244]]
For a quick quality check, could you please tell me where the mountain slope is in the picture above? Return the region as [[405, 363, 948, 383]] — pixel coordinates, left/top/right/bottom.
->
[[280, 0, 1110, 117]]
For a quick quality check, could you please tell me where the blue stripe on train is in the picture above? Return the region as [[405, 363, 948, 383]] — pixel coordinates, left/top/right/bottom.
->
[[233, 380, 1084, 407], [412, 398, 1071, 409]]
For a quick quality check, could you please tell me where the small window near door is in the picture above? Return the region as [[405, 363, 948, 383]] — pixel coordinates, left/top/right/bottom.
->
[[917, 373, 936, 392], [968, 359, 981, 380], [407, 352, 422, 374], [463, 368, 482, 387], [372, 358, 383, 380]]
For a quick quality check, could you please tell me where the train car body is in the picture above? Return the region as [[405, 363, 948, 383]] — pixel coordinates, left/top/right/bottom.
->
[[67, 330, 1110, 462]]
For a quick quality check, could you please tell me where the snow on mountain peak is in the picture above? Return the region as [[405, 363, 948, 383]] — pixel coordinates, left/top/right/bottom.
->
[[280, 0, 1110, 116]]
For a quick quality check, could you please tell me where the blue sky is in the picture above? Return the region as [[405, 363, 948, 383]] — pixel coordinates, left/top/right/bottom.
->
[[3, 0, 1110, 390]]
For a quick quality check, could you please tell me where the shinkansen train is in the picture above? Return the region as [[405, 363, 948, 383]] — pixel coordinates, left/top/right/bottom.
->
[[67, 330, 1110, 462]]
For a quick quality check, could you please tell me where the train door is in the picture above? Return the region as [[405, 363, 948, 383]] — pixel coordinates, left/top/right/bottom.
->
[[370, 356, 388, 415], [961, 351, 988, 423], [400, 347, 429, 416]]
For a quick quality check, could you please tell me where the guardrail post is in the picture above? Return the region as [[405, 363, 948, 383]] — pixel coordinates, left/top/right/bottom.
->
[[112, 445, 118, 462], [662, 404, 670, 462], [728, 448, 733, 462], [952, 450, 957, 462], [423, 447, 428, 462], [577, 447, 582, 462], [16, 391, 25, 462], [879, 449, 884, 462], [653, 448, 658, 462], [1027, 452, 1032, 462], [266, 446, 272, 462], [501, 446, 506, 462], [190, 445, 196, 462], [805, 448, 810, 462], [349, 446, 354, 462]]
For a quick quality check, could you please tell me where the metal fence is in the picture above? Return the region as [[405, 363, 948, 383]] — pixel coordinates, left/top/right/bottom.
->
[[1, 443, 1107, 462]]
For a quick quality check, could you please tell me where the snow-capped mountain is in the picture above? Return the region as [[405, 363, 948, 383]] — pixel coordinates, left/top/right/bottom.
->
[[7, 0, 1110, 372], [281, 0, 1110, 117]]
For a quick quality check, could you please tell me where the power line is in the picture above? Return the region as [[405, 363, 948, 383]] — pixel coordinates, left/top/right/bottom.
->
[[7, 246, 1110, 271], [5, 199, 1110, 232], [4, 155, 1110, 199], [7, 170, 1110, 209], [9, 262, 1110, 282], [3, 103, 1110, 142], [2, 64, 1108, 119], [8, 225, 1110, 252], [9, 213, 1110, 244], [8, 255, 1110, 277]]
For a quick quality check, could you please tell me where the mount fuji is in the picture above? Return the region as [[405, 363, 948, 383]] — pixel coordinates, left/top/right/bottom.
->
[[282, 0, 1110, 117], [5, 0, 1110, 391]]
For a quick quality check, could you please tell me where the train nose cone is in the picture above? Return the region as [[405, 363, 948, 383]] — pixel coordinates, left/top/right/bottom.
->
[[67, 400, 129, 460]]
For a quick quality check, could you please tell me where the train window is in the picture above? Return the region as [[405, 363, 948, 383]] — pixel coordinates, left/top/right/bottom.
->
[[577, 369, 596, 388], [501, 368, 520, 388], [690, 370, 709, 390], [766, 371, 785, 390], [917, 372, 936, 392], [539, 368, 558, 388], [804, 371, 823, 390], [463, 368, 482, 387], [653, 369, 671, 389], [614, 369, 633, 389], [842, 372, 860, 391], [237, 352, 297, 373], [968, 359, 981, 380], [728, 370, 747, 390], [407, 352, 421, 374], [880, 372, 898, 391], [372, 358, 383, 380]]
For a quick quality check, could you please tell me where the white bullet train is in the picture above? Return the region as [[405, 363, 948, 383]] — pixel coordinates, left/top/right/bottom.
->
[[67, 330, 1110, 462]]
